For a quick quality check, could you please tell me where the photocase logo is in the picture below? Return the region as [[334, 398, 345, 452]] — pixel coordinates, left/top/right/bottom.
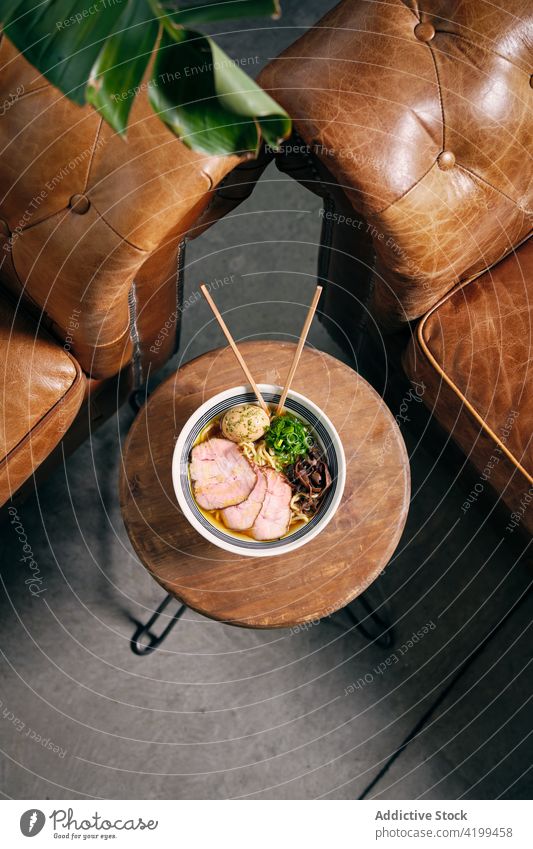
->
[[20, 809, 45, 837]]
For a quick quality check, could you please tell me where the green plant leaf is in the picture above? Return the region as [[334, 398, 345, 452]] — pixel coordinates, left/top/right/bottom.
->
[[208, 37, 290, 148], [149, 29, 256, 154], [0, 0, 23, 23], [149, 28, 290, 155], [1, 0, 129, 104], [86, 0, 158, 134], [159, 0, 280, 27], [0, 0, 291, 155]]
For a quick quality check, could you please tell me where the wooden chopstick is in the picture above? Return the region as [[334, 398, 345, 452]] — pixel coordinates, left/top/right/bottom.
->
[[200, 283, 270, 416], [276, 285, 323, 415]]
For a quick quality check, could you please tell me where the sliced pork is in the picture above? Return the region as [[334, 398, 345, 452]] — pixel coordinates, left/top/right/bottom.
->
[[190, 438, 256, 510], [221, 466, 267, 531], [251, 467, 292, 540]]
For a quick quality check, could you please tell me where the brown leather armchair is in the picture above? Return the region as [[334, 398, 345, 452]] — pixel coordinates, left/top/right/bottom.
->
[[258, 0, 533, 534], [0, 33, 267, 506]]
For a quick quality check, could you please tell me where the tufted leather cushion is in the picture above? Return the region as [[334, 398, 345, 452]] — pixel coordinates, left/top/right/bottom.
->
[[258, 0, 533, 328], [0, 34, 244, 378], [403, 238, 532, 534], [0, 293, 85, 505]]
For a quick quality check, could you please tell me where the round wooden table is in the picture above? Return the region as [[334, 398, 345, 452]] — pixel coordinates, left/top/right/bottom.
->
[[120, 341, 410, 629]]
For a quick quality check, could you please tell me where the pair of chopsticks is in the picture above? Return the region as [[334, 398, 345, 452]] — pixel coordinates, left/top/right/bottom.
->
[[200, 283, 322, 417]]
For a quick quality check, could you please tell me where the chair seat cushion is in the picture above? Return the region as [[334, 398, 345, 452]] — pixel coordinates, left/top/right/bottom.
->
[[0, 293, 85, 505], [0, 33, 245, 379], [258, 0, 532, 327], [404, 238, 532, 535]]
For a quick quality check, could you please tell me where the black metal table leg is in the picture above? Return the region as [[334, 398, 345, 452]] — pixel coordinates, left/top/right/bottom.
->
[[131, 594, 187, 656], [344, 591, 394, 649]]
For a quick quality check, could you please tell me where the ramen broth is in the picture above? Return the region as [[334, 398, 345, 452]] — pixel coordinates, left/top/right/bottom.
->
[[190, 410, 311, 541]]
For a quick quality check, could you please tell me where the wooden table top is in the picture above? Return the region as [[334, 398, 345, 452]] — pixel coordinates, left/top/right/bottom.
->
[[119, 341, 410, 628]]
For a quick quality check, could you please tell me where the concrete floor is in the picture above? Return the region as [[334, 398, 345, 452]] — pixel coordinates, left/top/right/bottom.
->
[[0, 1, 531, 800]]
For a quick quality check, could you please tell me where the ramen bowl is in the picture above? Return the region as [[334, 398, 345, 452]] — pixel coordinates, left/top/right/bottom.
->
[[172, 384, 346, 557]]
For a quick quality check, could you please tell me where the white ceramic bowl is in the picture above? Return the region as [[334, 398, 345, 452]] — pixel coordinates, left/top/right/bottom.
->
[[172, 384, 346, 557]]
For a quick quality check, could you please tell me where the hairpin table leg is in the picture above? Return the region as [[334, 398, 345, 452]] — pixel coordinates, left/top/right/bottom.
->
[[131, 594, 187, 656], [344, 591, 394, 649], [131, 591, 392, 656]]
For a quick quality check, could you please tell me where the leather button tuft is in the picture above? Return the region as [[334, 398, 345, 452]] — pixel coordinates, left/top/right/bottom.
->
[[70, 194, 90, 214], [414, 22, 435, 42], [437, 150, 456, 170]]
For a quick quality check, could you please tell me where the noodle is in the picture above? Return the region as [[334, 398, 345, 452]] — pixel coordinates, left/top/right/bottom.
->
[[239, 439, 281, 471], [289, 493, 310, 525]]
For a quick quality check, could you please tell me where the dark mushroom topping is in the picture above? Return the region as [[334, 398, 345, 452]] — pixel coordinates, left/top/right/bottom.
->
[[285, 444, 332, 516]]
